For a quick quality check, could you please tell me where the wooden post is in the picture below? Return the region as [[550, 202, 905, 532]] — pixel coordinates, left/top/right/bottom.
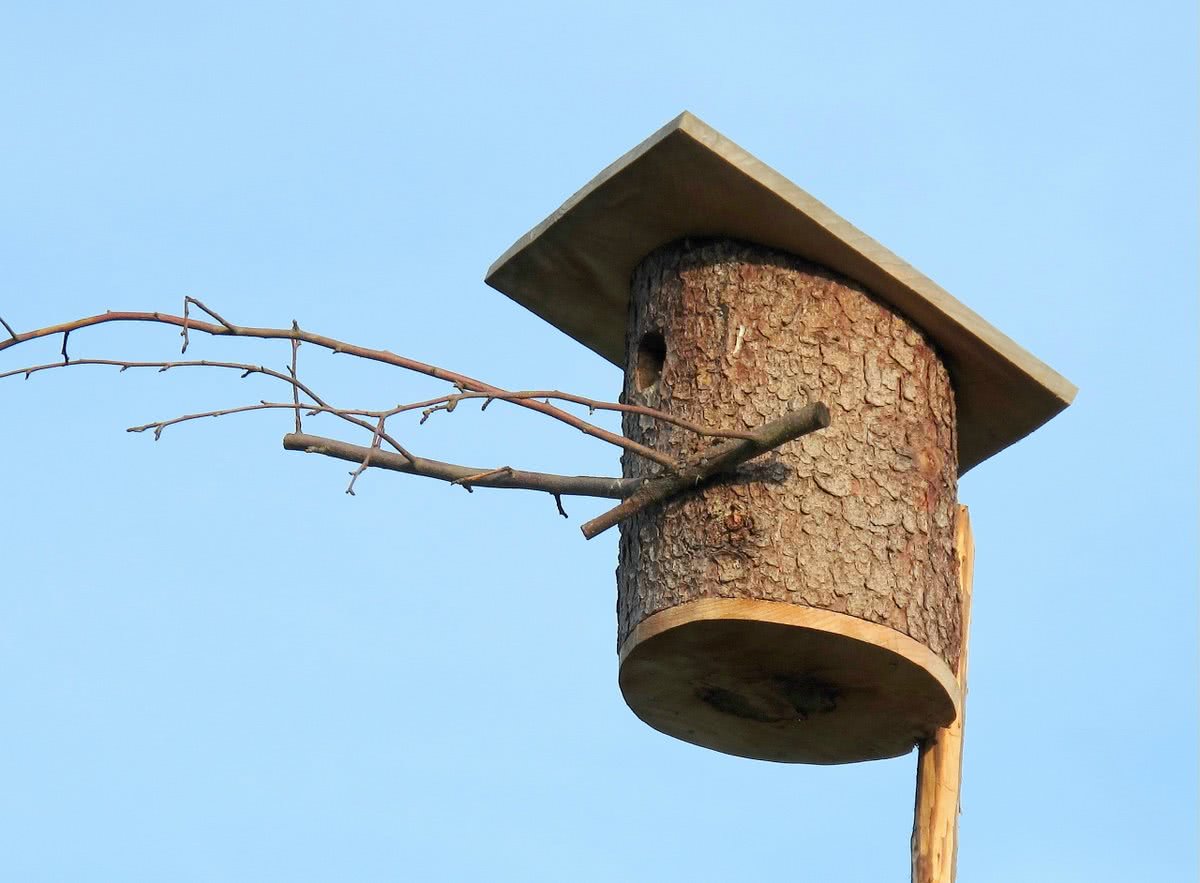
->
[[912, 505, 975, 882]]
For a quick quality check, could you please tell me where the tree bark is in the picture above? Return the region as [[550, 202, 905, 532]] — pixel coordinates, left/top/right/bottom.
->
[[617, 239, 961, 667]]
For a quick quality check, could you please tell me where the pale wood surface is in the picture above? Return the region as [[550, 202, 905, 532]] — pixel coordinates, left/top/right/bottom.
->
[[911, 506, 975, 882], [485, 111, 1076, 473], [617, 598, 960, 764]]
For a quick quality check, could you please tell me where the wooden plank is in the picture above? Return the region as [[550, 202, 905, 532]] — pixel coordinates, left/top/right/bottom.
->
[[911, 505, 975, 882], [485, 112, 1077, 472], [618, 597, 960, 765]]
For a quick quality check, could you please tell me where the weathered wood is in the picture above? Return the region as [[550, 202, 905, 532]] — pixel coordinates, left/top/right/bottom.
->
[[484, 111, 1078, 473], [615, 239, 962, 763], [619, 598, 959, 763], [912, 506, 975, 882]]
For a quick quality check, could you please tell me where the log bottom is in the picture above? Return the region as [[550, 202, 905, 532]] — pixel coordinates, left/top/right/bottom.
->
[[618, 599, 959, 764]]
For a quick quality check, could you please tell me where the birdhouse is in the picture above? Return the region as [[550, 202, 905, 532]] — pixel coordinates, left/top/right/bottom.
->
[[486, 113, 1075, 764]]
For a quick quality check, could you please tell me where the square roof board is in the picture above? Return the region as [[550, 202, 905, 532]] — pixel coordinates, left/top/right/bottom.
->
[[485, 112, 1077, 473]]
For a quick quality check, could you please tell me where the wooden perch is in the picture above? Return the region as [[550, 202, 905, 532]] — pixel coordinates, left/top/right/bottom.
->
[[581, 401, 830, 539]]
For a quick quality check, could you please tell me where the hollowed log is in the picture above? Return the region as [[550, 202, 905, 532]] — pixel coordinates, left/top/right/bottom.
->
[[616, 239, 961, 764]]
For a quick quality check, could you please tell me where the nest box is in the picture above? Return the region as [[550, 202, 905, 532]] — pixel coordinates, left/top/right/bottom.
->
[[486, 112, 1076, 763]]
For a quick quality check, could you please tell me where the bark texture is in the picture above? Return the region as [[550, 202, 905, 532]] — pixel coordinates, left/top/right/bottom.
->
[[617, 240, 961, 668]]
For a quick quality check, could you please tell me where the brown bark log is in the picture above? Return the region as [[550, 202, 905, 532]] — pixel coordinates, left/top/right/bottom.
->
[[617, 239, 960, 667]]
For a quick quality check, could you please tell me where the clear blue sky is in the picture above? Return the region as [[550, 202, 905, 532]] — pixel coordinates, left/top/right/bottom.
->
[[1, 2, 1194, 880]]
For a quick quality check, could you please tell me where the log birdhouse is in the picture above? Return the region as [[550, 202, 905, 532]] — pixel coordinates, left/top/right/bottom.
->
[[485, 113, 1075, 764]]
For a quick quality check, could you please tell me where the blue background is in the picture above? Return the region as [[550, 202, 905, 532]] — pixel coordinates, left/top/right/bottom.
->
[[1, 2, 1195, 880]]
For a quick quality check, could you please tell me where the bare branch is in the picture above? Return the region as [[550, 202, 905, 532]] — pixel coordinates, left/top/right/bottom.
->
[[284, 432, 635, 500], [1, 357, 272, 384], [284, 402, 830, 531], [0, 309, 677, 468], [181, 296, 190, 354], [419, 397, 459, 424], [345, 417, 385, 495], [185, 296, 237, 332], [290, 320, 301, 434], [128, 402, 317, 441], [580, 402, 832, 539], [1, 303, 835, 535], [1, 304, 827, 530], [0, 314, 16, 340], [0, 355, 416, 463], [395, 389, 757, 441], [122, 400, 422, 460]]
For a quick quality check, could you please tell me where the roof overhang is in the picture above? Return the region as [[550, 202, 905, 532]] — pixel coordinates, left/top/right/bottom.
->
[[485, 111, 1076, 473]]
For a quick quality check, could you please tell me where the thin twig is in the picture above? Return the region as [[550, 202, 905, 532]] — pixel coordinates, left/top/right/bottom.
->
[[451, 466, 514, 492], [399, 389, 756, 441], [2, 304, 834, 535], [181, 296, 190, 354], [0, 309, 677, 469], [128, 402, 297, 441], [185, 296, 236, 332], [290, 320, 301, 434], [0, 356, 416, 463], [0, 314, 16, 340], [420, 397, 459, 424], [126, 401, 410, 442], [346, 417, 385, 495]]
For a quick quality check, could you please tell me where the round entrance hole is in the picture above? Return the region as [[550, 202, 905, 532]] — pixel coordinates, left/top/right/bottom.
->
[[635, 330, 666, 392]]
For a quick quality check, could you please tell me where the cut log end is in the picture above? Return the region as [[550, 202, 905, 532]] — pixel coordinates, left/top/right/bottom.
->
[[618, 599, 960, 765]]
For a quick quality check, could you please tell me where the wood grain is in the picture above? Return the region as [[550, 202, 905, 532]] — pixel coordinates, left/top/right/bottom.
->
[[618, 598, 960, 764], [911, 506, 975, 882], [485, 111, 1076, 473]]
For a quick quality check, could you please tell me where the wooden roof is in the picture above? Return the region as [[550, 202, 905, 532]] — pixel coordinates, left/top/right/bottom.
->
[[485, 112, 1076, 472]]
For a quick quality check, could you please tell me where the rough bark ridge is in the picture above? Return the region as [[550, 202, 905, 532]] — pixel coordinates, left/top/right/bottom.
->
[[617, 240, 960, 668]]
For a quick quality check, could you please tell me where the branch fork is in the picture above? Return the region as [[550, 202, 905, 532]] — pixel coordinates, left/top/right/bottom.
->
[[2, 300, 831, 536], [283, 402, 830, 538]]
